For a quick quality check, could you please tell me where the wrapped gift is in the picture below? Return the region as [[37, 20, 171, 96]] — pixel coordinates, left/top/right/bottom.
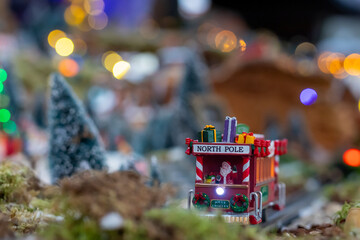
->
[[236, 123, 250, 134], [245, 132, 255, 144], [223, 116, 237, 142], [198, 125, 221, 142], [236, 132, 256, 144], [236, 132, 247, 144]]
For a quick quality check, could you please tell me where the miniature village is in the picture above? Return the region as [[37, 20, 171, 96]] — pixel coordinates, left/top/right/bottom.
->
[[1, 0, 360, 239]]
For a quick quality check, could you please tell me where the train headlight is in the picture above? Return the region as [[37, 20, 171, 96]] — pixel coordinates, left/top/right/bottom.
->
[[216, 187, 225, 195]]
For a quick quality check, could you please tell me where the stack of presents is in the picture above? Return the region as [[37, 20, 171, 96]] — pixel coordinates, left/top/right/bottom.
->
[[195, 116, 271, 185], [198, 117, 255, 145]]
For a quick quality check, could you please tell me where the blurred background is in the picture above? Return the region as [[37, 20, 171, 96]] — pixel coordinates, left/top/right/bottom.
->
[[1, 0, 360, 197]]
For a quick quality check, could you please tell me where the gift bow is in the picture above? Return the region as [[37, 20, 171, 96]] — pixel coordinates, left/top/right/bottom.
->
[[234, 195, 244, 203], [194, 193, 206, 204], [204, 125, 215, 130]]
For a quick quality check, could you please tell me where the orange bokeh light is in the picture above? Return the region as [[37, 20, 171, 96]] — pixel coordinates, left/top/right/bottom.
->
[[326, 53, 345, 75], [344, 53, 360, 76], [215, 30, 237, 52], [64, 5, 86, 26], [58, 58, 79, 77], [317, 52, 331, 74], [343, 149, 360, 167]]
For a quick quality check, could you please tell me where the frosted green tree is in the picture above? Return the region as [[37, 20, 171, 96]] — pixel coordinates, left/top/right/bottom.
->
[[48, 74, 105, 182]]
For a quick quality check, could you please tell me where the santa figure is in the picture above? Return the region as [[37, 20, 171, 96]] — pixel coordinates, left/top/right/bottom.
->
[[220, 161, 233, 184]]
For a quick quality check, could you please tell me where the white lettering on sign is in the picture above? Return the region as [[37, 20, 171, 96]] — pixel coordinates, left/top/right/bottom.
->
[[193, 144, 250, 155]]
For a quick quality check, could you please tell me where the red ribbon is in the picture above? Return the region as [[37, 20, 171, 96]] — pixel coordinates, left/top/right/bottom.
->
[[234, 195, 244, 204], [194, 193, 206, 204]]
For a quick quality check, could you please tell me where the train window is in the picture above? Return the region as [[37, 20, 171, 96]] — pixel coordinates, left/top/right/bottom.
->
[[256, 156, 275, 184]]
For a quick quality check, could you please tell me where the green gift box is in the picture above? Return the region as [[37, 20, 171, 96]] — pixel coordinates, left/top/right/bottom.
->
[[198, 125, 222, 142], [236, 123, 250, 134]]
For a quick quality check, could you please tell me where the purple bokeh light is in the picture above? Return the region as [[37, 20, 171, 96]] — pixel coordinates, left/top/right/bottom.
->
[[300, 88, 317, 105]]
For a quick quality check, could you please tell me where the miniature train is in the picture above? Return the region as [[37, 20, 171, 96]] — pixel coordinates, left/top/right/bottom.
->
[[185, 117, 287, 224]]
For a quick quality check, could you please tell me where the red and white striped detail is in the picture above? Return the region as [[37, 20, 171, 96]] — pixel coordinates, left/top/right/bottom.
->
[[242, 157, 250, 183], [196, 156, 203, 183], [274, 140, 280, 179]]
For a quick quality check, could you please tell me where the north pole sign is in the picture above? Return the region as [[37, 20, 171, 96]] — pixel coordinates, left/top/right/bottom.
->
[[193, 143, 251, 155]]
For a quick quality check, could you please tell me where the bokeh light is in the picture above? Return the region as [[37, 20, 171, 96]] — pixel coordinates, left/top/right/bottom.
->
[[102, 51, 122, 72], [55, 37, 74, 56], [126, 53, 159, 83], [88, 12, 108, 30], [178, 0, 211, 18], [3, 120, 17, 134], [48, 30, 67, 48], [317, 52, 332, 74], [326, 53, 345, 75], [84, 0, 105, 15], [58, 58, 80, 77], [358, 99, 360, 112], [343, 149, 360, 167], [0, 109, 11, 123], [300, 88, 317, 105], [0, 69, 7, 82], [0, 83, 3, 93], [64, 5, 86, 26], [113, 61, 131, 79], [344, 53, 360, 76], [295, 42, 317, 57], [215, 30, 237, 52], [239, 39, 246, 52]]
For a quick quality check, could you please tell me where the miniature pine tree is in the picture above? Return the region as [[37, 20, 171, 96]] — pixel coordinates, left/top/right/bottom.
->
[[175, 54, 209, 142], [178, 54, 208, 106], [48, 73, 105, 182]]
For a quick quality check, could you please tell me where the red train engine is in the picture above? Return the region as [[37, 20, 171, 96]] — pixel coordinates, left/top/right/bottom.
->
[[185, 117, 287, 224]]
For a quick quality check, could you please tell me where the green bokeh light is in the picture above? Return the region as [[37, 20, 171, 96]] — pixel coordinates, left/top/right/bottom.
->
[[3, 120, 16, 134], [0, 69, 7, 82], [0, 109, 11, 122], [0, 82, 3, 93]]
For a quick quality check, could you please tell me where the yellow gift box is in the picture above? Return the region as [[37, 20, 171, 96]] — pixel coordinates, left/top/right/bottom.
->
[[236, 132, 247, 144], [236, 132, 255, 144], [245, 134, 255, 144]]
